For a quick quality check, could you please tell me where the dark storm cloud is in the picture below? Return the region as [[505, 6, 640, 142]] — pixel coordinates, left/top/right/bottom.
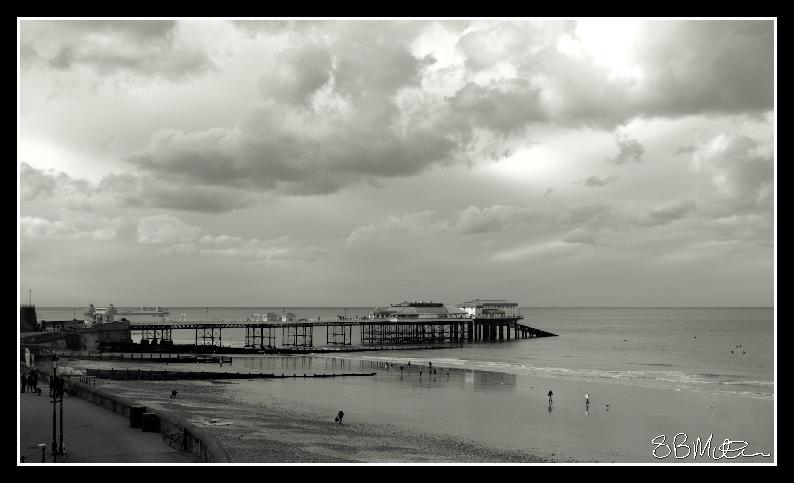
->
[[259, 45, 333, 105], [636, 21, 773, 117], [100, 172, 255, 214], [448, 81, 546, 133], [330, 23, 429, 98], [21, 20, 213, 79], [126, 113, 457, 196], [694, 133, 774, 216]]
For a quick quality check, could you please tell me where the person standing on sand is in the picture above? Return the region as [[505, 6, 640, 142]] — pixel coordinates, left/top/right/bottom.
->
[[585, 393, 590, 406], [548, 390, 553, 404], [335, 410, 344, 424]]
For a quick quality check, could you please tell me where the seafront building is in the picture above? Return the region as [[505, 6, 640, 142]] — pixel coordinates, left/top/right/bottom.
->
[[456, 299, 520, 318], [369, 300, 469, 319]]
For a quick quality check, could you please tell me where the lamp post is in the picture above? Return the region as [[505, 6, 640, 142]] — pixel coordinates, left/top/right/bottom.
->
[[51, 376, 57, 462]]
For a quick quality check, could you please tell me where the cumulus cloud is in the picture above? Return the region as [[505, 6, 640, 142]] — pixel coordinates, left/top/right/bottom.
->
[[580, 174, 620, 187], [691, 132, 773, 213], [136, 214, 326, 262], [346, 211, 439, 245], [21, 162, 94, 201], [259, 45, 333, 105], [447, 81, 546, 133], [136, 214, 203, 244], [126, 103, 457, 196], [21, 214, 122, 240], [43, 20, 770, 200], [453, 20, 772, 130], [608, 134, 645, 164], [20, 20, 213, 79], [634, 199, 697, 226], [447, 205, 546, 234]]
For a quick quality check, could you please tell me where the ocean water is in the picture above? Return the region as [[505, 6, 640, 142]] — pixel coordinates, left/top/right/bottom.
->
[[37, 306, 774, 401]]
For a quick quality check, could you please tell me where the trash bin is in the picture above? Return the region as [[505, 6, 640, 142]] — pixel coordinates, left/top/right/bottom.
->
[[130, 406, 146, 428], [141, 412, 160, 432]]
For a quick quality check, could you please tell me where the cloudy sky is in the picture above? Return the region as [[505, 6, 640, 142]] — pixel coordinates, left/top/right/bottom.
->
[[18, 19, 775, 307]]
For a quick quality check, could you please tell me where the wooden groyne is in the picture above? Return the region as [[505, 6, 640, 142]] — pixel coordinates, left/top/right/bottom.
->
[[63, 352, 234, 364], [84, 368, 377, 381]]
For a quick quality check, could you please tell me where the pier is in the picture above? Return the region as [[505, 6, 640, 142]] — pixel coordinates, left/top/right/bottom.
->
[[128, 315, 555, 350]]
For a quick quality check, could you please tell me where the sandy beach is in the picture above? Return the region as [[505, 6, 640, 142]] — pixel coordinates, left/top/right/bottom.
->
[[86, 378, 549, 463], [53, 354, 773, 463]]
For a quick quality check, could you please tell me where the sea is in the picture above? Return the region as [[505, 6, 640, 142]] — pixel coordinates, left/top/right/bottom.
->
[[35, 306, 775, 462]]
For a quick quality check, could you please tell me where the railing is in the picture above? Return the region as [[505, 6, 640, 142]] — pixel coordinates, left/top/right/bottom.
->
[[20, 444, 50, 463], [63, 379, 231, 462]]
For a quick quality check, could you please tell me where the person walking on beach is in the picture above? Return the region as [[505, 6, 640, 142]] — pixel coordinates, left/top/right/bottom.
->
[[548, 390, 553, 404], [335, 410, 344, 424], [585, 393, 590, 406]]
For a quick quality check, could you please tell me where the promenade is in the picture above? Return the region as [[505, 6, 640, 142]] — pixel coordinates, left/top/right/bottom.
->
[[19, 390, 198, 463]]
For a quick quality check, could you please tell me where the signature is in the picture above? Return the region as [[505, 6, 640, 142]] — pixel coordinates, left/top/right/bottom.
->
[[651, 433, 771, 460]]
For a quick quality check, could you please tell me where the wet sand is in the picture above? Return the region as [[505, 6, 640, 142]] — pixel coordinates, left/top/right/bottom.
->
[[92, 379, 548, 463], [56, 356, 774, 463]]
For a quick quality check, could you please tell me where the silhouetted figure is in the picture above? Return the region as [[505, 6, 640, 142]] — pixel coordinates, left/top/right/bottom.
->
[[171, 390, 178, 399], [548, 390, 553, 404], [29, 371, 38, 393], [55, 376, 64, 398], [335, 410, 344, 424]]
